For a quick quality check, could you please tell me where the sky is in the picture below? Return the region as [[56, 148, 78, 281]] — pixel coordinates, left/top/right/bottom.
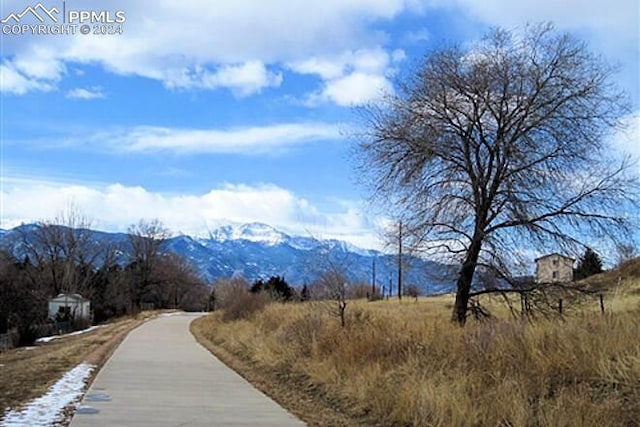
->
[[1, 0, 639, 249]]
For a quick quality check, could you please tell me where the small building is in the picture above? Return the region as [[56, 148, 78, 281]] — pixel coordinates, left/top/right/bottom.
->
[[48, 293, 91, 321], [535, 253, 574, 283]]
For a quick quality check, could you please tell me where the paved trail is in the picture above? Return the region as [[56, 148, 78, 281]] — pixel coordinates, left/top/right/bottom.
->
[[70, 313, 305, 426]]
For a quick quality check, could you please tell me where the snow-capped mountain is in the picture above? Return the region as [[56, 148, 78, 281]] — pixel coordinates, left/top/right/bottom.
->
[[206, 222, 289, 246], [0, 222, 457, 294]]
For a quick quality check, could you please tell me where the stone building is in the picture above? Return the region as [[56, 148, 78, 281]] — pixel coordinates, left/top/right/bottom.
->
[[535, 253, 574, 283]]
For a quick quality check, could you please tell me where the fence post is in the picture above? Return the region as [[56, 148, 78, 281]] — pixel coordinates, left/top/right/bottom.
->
[[558, 298, 563, 315], [599, 294, 605, 314], [520, 293, 530, 317], [0, 333, 10, 352]]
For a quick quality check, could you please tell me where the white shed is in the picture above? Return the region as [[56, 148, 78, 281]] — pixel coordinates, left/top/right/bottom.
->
[[48, 293, 91, 321]]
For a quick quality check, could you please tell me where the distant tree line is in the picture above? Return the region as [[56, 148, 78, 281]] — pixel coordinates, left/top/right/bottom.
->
[[0, 214, 209, 346]]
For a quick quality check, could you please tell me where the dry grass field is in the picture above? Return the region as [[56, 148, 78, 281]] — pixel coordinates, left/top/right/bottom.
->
[[0, 310, 161, 414], [192, 259, 640, 426]]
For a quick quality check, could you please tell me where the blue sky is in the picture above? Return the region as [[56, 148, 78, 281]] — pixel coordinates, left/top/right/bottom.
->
[[1, 0, 638, 249]]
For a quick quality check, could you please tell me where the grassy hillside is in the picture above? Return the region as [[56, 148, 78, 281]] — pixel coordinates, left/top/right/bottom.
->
[[558, 257, 640, 315], [192, 258, 640, 426]]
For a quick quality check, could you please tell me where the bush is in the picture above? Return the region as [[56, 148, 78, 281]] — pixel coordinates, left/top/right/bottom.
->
[[214, 277, 268, 321], [345, 282, 375, 300], [404, 284, 421, 300], [222, 292, 268, 322]]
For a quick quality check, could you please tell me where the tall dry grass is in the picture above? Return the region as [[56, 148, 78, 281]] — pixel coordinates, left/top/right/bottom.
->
[[195, 299, 640, 426]]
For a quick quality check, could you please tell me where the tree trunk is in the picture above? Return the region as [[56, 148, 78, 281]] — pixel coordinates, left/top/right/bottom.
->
[[452, 236, 483, 325]]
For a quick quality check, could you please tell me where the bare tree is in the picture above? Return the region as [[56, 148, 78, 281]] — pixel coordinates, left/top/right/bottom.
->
[[320, 270, 348, 327], [0, 251, 49, 345], [19, 205, 100, 297], [127, 219, 170, 308], [156, 252, 207, 309], [404, 283, 421, 301], [358, 24, 638, 324], [301, 235, 355, 327], [615, 243, 637, 267]]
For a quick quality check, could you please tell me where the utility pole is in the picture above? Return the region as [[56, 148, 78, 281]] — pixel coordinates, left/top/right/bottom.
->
[[371, 257, 376, 298], [398, 221, 402, 301]]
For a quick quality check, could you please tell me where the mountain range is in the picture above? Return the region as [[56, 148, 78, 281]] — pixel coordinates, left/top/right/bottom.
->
[[0, 222, 458, 295]]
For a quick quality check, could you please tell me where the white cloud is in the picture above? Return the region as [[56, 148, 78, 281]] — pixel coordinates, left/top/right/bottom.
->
[[163, 61, 283, 96], [3, 0, 635, 103], [289, 58, 345, 80], [0, 0, 415, 98], [290, 47, 400, 106], [453, 0, 638, 53], [66, 86, 105, 100], [402, 28, 430, 44], [0, 61, 56, 94], [612, 111, 640, 171], [0, 177, 382, 249], [315, 72, 393, 106], [52, 122, 341, 154], [0, 44, 66, 94], [11, 48, 66, 81], [10, 122, 344, 154]]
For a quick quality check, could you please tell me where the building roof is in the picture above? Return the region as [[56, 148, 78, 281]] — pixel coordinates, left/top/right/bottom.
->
[[50, 293, 89, 303], [534, 253, 575, 263]]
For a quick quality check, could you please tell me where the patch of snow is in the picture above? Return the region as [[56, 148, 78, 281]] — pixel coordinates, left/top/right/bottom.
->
[[66, 325, 104, 337], [208, 222, 289, 246], [20, 347, 36, 351], [158, 312, 185, 317], [236, 222, 288, 245], [341, 241, 378, 257], [286, 236, 319, 251], [0, 362, 94, 427], [36, 325, 105, 344], [158, 311, 203, 318]]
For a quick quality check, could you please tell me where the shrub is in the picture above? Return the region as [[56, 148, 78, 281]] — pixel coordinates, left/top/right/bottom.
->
[[222, 291, 268, 322], [345, 282, 376, 300], [214, 277, 268, 322], [404, 284, 421, 300]]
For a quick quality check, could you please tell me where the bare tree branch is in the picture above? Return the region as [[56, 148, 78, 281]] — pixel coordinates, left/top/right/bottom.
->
[[357, 23, 638, 324]]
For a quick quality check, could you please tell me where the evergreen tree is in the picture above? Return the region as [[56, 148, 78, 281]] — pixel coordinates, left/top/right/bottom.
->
[[574, 247, 603, 280], [249, 279, 265, 294], [250, 276, 294, 301], [300, 284, 310, 301], [265, 276, 293, 301]]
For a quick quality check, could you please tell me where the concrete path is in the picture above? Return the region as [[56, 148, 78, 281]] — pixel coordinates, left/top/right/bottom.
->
[[70, 313, 305, 426]]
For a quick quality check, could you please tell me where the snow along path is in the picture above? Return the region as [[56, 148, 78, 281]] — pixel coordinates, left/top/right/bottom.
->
[[0, 362, 94, 427], [36, 325, 106, 344]]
